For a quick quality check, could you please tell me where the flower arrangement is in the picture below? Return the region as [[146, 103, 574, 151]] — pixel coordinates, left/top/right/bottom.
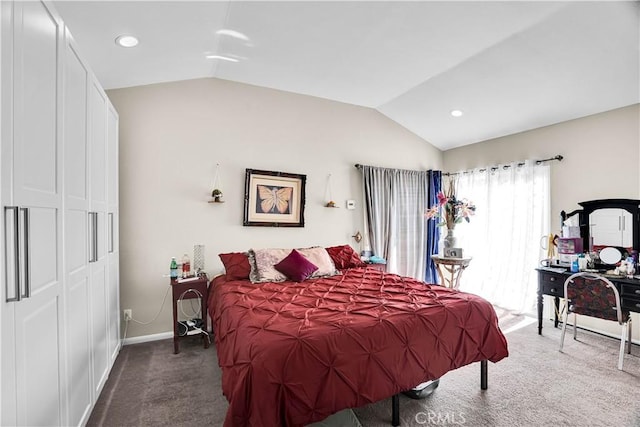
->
[[425, 179, 476, 230]]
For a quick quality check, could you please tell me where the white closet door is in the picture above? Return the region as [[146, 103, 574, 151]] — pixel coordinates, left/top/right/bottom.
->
[[2, 1, 64, 426], [63, 36, 93, 426], [107, 106, 120, 362], [88, 79, 110, 395]]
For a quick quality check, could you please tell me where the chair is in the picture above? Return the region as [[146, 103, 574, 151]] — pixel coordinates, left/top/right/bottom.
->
[[559, 272, 632, 370]]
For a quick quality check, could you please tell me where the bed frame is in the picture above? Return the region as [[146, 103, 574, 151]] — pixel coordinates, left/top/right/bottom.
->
[[390, 360, 487, 426]]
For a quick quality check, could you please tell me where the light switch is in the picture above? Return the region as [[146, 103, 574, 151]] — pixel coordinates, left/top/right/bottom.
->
[[346, 200, 356, 210]]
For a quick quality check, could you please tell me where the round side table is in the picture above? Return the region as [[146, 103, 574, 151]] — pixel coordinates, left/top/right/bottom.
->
[[431, 255, 472, 290]]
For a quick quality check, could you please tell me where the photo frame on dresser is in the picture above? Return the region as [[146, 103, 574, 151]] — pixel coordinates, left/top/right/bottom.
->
[[243, 169, 306, 227], [444, 247, 464, 258]]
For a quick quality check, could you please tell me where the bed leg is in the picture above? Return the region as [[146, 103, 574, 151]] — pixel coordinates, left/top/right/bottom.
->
[[480, 360, 488, 390], [391, 393, 399, 426]]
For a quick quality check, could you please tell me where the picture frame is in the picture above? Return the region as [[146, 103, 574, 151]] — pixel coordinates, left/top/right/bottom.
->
[[243, 169, 306, 227], [444, 247, 463, 258]]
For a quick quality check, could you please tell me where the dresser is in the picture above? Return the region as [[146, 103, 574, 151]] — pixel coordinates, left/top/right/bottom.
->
[[536, 268, 640, 334]]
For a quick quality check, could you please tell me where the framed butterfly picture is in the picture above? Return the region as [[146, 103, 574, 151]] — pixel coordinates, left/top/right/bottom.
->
[[243, 169, 306, 227]]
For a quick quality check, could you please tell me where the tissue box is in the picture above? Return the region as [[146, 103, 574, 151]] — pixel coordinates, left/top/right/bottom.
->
[[558, 237, 583, 254], [562, 226, 580, 238]]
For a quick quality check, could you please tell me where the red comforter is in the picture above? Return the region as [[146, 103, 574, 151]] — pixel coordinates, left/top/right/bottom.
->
[[209, 267, 508, 426]]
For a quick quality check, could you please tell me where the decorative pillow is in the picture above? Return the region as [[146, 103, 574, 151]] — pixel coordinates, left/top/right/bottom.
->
[[297, 246, 340, 278], [249, 247, 340, 283], [247, 250, 261, 283], [274, 249, 318, 282], [325, 245, 366, 270], [250, 248, 291, 282], [218, 252, 251, 280]]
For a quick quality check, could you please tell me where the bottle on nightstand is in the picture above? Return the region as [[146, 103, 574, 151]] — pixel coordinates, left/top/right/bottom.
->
[[170, 257, 178, 280], [181, 254, 191, 278]]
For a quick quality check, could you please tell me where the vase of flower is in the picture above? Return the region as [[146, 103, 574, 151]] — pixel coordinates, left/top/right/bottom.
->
[[425, 178, 475, 254], [444, 228, 457, 249]]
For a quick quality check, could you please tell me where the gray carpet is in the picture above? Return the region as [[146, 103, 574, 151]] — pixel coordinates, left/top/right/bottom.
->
[[88, 313, 640, 427]]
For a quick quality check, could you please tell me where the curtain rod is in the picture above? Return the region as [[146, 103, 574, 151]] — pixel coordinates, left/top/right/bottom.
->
[[443, 154, 563, 177], [353, 163, 432, 173]]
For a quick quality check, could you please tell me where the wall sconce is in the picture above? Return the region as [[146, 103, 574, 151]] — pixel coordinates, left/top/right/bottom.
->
[[352, 231, 363, 243]]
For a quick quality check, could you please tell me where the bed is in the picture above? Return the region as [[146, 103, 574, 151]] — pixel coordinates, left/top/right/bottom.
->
[[209, 248, 508, 427]]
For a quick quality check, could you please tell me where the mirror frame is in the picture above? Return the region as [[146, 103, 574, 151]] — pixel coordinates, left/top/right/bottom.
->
[[561, 198, 640, 252]]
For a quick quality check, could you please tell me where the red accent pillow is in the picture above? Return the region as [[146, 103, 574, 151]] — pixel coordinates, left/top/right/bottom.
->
[[274, 249, 318, 282], [325, 245, 366, 270], [219, 252, 251, 280]]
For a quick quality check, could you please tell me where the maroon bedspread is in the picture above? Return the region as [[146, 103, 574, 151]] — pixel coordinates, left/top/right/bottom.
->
[[209, 267, 508, 426]]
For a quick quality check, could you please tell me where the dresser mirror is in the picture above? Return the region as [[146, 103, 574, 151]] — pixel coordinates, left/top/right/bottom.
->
[[589, 208, 633, 249], [561, 199, 640, 256]]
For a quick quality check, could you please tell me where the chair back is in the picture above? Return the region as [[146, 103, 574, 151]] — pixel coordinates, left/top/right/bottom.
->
[[563, 272, 626, 325]]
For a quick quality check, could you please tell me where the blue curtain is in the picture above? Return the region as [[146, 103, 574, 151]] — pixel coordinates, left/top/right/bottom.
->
[[425, 170, 442, 283]]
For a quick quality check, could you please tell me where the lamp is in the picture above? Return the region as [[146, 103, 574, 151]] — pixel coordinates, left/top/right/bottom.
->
[[352, 231, 363, 243]]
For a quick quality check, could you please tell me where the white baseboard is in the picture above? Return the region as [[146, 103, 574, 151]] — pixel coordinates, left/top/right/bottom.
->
[[122, 331, 173, 346]]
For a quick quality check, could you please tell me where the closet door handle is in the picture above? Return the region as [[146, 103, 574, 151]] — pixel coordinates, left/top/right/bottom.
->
[[93, 213, 98, 262], [20, 208, 30, 299], [88, 212, 93, 263], [89, 212, 97, 263], [4, 206, 21, 302], [108, 213, 113, 253]]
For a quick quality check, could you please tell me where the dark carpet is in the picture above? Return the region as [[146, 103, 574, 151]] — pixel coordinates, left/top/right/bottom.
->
[[88, 310, 640, 426]]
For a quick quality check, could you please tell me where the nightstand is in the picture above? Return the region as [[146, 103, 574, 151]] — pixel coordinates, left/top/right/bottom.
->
[[171, 275, 210, 354], [431, 255, 472, 289], [365, 262, 387, 272]]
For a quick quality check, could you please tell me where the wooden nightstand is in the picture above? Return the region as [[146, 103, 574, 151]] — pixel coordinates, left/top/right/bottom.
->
[[171, 275, 210, 354]]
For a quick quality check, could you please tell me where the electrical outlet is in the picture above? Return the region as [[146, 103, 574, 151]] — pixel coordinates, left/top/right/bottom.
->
[[123, 309, 132, 321]]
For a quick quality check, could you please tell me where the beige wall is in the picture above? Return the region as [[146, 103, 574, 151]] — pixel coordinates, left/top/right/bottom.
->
[[107, 78, 443, 339], [444, 104, 640, 233], [443, 103, 640, 339]]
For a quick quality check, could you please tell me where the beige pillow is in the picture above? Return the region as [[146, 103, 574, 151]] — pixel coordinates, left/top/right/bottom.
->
[[297, 246, 340, 278]]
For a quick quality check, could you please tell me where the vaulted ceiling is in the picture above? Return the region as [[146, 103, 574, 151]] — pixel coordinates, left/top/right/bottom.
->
[[54, 1, 640, 150]]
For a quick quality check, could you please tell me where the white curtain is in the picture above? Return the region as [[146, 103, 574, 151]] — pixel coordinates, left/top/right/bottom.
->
[[362, 166, 429, 280], [455, 161, 550, 313]]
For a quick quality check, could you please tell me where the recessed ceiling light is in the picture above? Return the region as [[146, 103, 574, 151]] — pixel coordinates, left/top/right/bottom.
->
[[115, 35, 139, 48], [205, 55, 239, 62], [215, 29, 250, 42], [450, 110, 463, 117]]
